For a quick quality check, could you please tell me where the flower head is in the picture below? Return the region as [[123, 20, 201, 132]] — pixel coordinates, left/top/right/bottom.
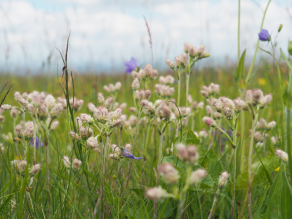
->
[[124, 57, 139, 73], [258, 29, 271, 41], [122, 149, 143, 160], [29, 137, 44, 149]]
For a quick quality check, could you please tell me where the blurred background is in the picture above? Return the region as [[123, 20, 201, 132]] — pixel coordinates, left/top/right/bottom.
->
[[0, 0, 291, 74]]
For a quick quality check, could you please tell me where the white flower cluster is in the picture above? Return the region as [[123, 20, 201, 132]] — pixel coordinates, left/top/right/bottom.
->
[[103, 82, 122, 93], [63, 156, 82, 171], [131, 64, 159, 81], [14, 121, 35, 139], [15, 91, 65, 120], [200, 83, 220, 99], [155, 84, 175, 99], [158, 75, 175, 85], [11, 160, 42, 177]]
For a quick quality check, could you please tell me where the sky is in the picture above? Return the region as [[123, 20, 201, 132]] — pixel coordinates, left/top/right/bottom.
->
[[0, 0, 291, 74]]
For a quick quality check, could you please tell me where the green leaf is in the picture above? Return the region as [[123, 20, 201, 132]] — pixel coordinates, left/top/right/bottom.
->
[[200, 174, 214, 189], [129, 188, 145, 199], [280, 172, 292, 218], [185, 128, 200, 145], [281, 49, 292, 70], [162, 155, 184, 169], [236, 49, 246, 80]]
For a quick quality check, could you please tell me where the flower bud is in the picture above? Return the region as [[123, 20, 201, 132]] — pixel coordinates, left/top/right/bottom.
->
[[233, 97, 248, 112], [69, 131, 80, 141], [87, 137, 98, 149], [278, 24, 283, 32], [202, 116, 216, 127], [206, 105, 212, 115], [275, 149, 288, 162], [125, 144, 132, 151], [51, 121, 59, 130], [98, 93, 105, 103], [244, 90, 253, 104], [10, 108, 18, 118], [72, 158, 82, 171], [1, 104, 11, 111], [252, 89, 264, 105], [30, 163, 42, 176], [289, 41, 292, 56], [267, 121, 276, 130], [189, 169, 207, 184], [157, 163, 179, 184], [145, 187, 168, 201], [165, 59, 174, 69], [256, 118, 267, 130], [104, 97, 114, 107], [254, 131, 263, 143], [259, 94, 272, 108], [213, 112, 223, 120], [199, 129, 208, 138], [218, 171, 230, 188], [131, 78, 140, 90]]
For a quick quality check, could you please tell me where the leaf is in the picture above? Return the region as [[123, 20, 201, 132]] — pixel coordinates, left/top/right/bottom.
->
[[200, 174, 214, 189], [236, 49, 246, 80], [185, 128, 200, 145], [162, 156, 184, 169], [129, 188, 145, 199], [281, 49, 292, 70], [235, 172, 249, 190], [281, 172, 292, 218]]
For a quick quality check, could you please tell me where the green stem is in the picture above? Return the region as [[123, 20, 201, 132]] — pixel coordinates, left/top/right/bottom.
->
[[248, 111, 258, 219], [101, 136, 110, 219], [177, 77, 181, 106], [186, 74, 190, 107], [232, 121, 238, 219], [245, 0, 271, 84], [178, 166, 192, 219], [238, 0, 241, 60], [286, 108, 292, 183], [208, 188, 220, 219], [158, 132, 163, 167]]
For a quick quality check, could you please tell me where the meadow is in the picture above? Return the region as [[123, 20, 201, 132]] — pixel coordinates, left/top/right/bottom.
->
[[1, 1, 292, 218]]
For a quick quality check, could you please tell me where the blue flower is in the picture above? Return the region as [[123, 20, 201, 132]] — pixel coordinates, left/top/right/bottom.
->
[[258, 29, 271, 41], [30, 137, 44, 149], [122, 149, 143, 160], [124, 57, 139, 73]]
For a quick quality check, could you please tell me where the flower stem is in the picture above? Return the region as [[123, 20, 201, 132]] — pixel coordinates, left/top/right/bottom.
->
[[158, 132, 163, 167], [232, 121, 238, 219], [178, 166, 192, 219], [101, 136, 110, 219], [208, 188, 220, 219], [248, 111, 258, 219], [177, 77, 181, 106], [186, 74, 190, 107]]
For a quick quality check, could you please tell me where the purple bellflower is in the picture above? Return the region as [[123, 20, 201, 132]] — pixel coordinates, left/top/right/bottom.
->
[[124, 57, 139, 73], [30, 137, 44, 149], [122, 149, 143, 160], [258, 29, 271, 41]]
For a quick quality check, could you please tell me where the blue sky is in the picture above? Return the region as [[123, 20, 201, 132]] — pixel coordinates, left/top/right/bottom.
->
[[0, 0, 291, 74]]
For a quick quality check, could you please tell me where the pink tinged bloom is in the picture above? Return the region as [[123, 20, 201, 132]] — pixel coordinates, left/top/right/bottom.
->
[[275, 149, 288, 162], [145, 187, 168, 201], [202, 116, 216, 127], [189, 169, 207, 184], [218, 171, 230, 188]]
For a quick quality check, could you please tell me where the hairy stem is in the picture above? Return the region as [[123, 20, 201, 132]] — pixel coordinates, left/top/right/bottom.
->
[[208, 188, 220, 219]]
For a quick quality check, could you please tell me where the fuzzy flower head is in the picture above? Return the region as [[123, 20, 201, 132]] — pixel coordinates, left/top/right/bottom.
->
[[275, 149, 288, 163], [145, 187, 168, 201], [258, 29, 271, 41], [218, 171, 230, 188], [124, 57, 139, 73], [189, 169, 207, 185], [157, 163, 179, 184], [202, 116, 217, 127]]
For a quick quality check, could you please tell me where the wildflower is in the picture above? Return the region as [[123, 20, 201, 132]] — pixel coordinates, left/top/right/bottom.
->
[[80, 113, 94, 124], [158, 163, 179, 184], [15, 121, 34, 139], [189, 169, 207, 184], [63, 156, 71, 168], [202, 116, 217, 127], [0, 143, 4, 152], [218, 171, 230, 188], [259, 94, 272, 108], [104, 97, 114, 107], [69, 131, 80, 141], [122, 149, 143, 160], [10, 108, 18, 118], [165, 59, 174, 69], [50, 103, 63, 118], [254, 132, 263, 143], [275, 149, 288, 162], [44, 95, 56, 109], [72, 158, 82, 171], [213, 112, 223, 120], [1, 104, 11, 111], [18, 160, 27, 175], [124, 57, 139, 73], [30, 163, 42, 176], [256, 118, 267, 130], [199, 129, 208, 138], [50, 121, 59, 130], [176, 143, 199, 164], [0, 115, 4, 123], [87, 137, 98, 149], [145, 187, 168, 201], [233, 97, 248, 112], [258, 29, 271, 41], [29, 137, 44, 149], [78, 126, 93, 139]]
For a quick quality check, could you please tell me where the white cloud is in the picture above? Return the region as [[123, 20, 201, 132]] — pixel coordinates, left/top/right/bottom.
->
[[0, 0, 291, 73]]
